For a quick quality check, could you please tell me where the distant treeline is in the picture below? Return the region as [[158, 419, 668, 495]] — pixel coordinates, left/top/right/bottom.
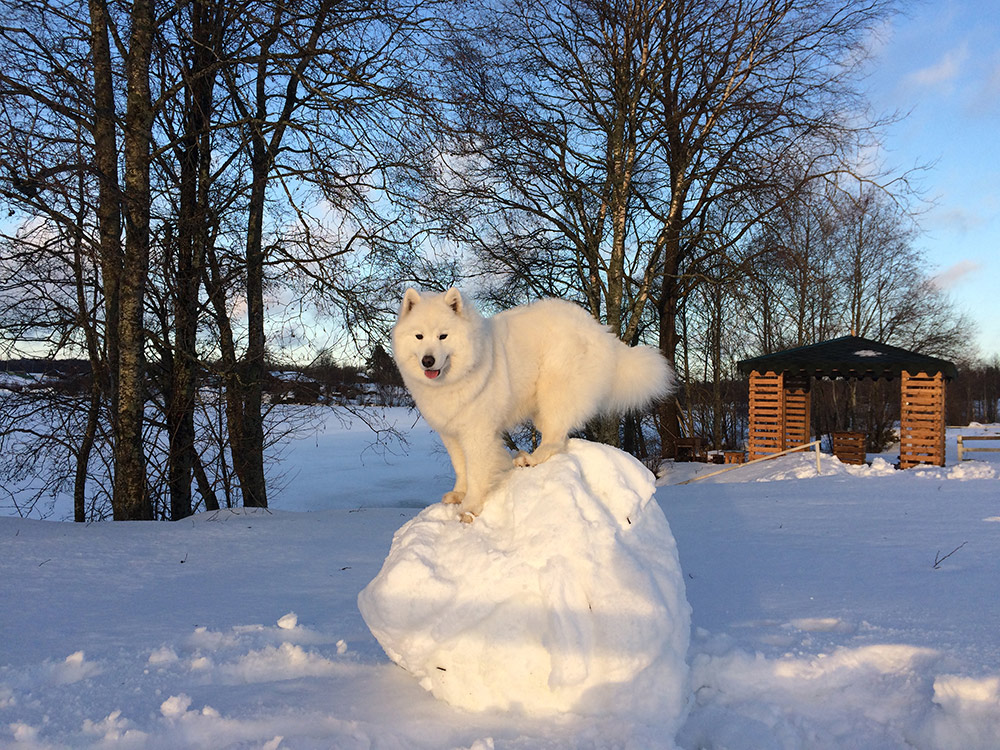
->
[[0, 354, 401, 405], [1, 359, 90, 377]]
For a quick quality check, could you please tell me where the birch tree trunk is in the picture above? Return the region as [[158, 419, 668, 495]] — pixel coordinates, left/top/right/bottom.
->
[[113, 0, 155, 520]]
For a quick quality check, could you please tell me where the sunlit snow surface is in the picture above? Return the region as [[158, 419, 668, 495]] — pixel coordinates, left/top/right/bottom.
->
[[1, 407, 999, 749]]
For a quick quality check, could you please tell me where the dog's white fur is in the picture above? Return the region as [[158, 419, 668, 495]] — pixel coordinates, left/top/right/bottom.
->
[[392, 288, 674, 520]]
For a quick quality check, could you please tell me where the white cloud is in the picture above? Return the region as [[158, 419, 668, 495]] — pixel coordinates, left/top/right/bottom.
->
[[930, 259, 982, 290], [905, 44, 968, 90]]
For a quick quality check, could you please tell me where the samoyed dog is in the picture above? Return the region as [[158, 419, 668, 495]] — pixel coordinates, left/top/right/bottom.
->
[[392, 288, 674, 521]]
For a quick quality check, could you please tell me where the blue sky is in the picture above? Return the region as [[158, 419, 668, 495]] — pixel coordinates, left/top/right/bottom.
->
[[865, 0, 1000, 359]]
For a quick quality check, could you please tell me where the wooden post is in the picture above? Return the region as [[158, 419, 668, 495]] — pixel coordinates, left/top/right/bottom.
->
[[900, 370, 946, 468]]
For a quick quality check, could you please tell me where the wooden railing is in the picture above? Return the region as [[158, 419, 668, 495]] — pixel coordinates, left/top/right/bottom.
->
[[956, 435, 1000, 462]]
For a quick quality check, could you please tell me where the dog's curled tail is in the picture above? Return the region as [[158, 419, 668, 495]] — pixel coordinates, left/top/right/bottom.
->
[[609, 344, 676, 413]]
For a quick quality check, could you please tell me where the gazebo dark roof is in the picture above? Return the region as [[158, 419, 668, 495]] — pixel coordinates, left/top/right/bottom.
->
[[737, 335, 958, 381]]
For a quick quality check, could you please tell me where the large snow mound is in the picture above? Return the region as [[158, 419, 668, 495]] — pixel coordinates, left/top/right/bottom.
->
[[358, 439, 691, 729]]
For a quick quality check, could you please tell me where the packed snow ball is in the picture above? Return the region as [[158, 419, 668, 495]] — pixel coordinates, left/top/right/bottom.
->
[[358, 439, 691, 731]]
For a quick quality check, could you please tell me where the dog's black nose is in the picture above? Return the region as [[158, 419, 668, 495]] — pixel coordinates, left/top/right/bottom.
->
[[421, 355, 435, 369]]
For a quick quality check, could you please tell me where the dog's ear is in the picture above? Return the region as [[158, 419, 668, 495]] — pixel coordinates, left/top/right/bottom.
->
[[444, 287, 463, 315], [400, 288, 421, 316]]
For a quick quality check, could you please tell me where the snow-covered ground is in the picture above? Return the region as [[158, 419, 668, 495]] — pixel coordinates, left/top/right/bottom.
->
[[2, 408, 999, 749]]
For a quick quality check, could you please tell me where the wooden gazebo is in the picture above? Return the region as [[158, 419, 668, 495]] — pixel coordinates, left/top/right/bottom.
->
[[737, 336, 958, 469]]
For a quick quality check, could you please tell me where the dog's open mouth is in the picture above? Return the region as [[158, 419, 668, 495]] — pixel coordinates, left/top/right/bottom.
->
[[424, 369, 441, 379]]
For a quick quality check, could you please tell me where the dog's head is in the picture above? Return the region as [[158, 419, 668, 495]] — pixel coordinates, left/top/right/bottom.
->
[[391, 287, 483, 385]]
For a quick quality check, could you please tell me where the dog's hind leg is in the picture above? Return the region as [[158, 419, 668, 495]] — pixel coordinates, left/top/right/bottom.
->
[[514, 373, 599, 467], [513, 405, 576, 467], [512, 432, 569, 467]]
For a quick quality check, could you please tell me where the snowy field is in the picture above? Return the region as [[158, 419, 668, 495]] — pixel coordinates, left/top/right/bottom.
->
[[2, 407, 999, 749]]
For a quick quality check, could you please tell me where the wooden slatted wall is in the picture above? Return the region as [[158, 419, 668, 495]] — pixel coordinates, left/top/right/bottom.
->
[[748, 370, 784, 460], [783, 375, 812, 450], [900, 370, 946, 468], [832, 431, 866, 465]]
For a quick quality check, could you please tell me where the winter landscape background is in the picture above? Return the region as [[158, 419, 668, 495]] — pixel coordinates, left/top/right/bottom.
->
[[3, 406, 999, 749], [1, 3, 999, 743]]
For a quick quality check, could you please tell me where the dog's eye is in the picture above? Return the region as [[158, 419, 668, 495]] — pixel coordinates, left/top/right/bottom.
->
[[415, 333, 423, 340], [438, 333, 448, 340]]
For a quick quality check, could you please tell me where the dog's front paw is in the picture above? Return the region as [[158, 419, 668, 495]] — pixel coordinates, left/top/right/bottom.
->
[[442, 490, 465, 505], [513, 451, 533, 468], [458, 495, 484, 522]]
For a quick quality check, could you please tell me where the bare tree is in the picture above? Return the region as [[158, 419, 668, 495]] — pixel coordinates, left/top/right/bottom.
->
[[0, 0, 117, 520], [432, 0, 902, 455], [112, 0, 156, 519], [150, 0, 226, 519], [196, 0, 440, 507], [0, 0, 158, 519], [641, 0, 905, 454], [0, 0, 442, 520]]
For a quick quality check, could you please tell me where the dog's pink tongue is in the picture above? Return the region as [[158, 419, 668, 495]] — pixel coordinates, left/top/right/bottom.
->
[[424, 369, 440, 379]]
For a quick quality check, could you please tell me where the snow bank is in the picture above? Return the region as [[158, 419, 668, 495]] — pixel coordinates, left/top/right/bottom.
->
[[680, 637, 1000, 750], [913, 461, 998, 480], [359, 439, 691, 731]]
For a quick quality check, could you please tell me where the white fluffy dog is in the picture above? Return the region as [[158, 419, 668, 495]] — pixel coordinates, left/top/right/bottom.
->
[[392, 288, 674, 520]]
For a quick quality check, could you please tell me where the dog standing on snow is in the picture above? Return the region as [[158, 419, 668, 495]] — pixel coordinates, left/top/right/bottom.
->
[[392, 288, 674, 521]]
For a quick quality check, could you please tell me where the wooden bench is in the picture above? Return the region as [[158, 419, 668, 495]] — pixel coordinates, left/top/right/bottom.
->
[[723, 450, 746, 464], [957, 435, 1000, 461], [832, 431, 866, 465]]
